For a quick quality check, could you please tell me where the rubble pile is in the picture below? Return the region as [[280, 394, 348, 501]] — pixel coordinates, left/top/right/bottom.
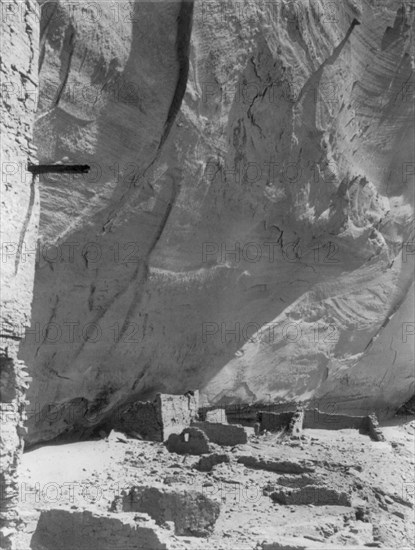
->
[[16, 392, 413, 549]]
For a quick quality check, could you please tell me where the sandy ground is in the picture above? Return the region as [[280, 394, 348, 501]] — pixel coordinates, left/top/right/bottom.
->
[[16, 416, 415, 549]]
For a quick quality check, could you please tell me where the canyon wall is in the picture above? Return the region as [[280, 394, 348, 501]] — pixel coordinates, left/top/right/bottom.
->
[[11, 0, 415, 446], [0, 0, 40, 545]]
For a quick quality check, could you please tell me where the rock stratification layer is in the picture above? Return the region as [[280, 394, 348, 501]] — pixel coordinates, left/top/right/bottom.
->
[[16, 0, 414, 444]]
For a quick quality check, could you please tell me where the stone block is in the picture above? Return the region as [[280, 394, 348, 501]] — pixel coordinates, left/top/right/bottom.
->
[[192, 421, 248, 446]]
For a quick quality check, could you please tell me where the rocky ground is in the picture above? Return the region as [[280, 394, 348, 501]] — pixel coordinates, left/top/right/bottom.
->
[[15, 415, 415, 549]]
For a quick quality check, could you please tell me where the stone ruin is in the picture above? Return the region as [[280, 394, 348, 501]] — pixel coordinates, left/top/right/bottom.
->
[[31, 508, 171, 550], [26, 392, 399, 549], [111, 391, 199, 442], [254, 407, 386, 442], [199, 403, 386, 442], [110, 392, 251, 450], [113, 485, 221, 537]]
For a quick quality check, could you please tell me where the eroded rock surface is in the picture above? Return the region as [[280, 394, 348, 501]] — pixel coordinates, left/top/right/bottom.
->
[[11, 0, 415, 444]]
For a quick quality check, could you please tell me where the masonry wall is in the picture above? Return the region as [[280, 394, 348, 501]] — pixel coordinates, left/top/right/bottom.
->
[[112, 392, 199, 442], [0, 1, 39, 547], [303, 409, 367, 431], [156, 391, 199, 440]]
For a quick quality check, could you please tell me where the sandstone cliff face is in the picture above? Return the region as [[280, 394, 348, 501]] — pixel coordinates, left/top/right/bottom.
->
[[17, 0, 414, 445], [0, 0, 40, 543]]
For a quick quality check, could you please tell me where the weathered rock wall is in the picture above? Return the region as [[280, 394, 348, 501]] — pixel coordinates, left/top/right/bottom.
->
[[11, 0, 415, 445], [0, 0, 40, 545]]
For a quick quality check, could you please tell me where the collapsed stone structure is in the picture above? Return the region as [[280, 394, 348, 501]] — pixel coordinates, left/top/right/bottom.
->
[[31, 508, 171, 550], [114, 485, 221, 537]]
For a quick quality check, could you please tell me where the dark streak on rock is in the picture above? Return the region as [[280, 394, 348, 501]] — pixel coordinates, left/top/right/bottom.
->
[[14, 175, 36, 275]]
